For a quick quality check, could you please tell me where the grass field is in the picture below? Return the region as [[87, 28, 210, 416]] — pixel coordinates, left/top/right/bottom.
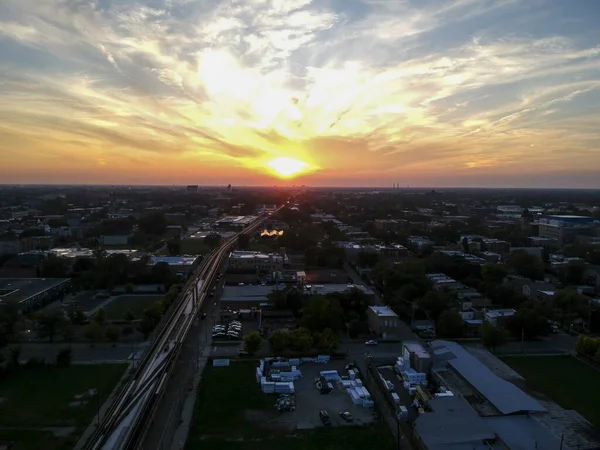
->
[[0, 364, 127, 449], [186, 362, 395, 450], [104, 295, 163, 320], [502, 355, 600, 427]]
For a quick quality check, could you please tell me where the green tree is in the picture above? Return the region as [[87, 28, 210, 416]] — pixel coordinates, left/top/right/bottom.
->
[[553, 289, 585, 326], [507, 250, 544, 280], [204, 233, 222, 249], [35, 310, 68, 343], [575, 335, 599, 358], [93, 308, 107, 325], [322, 328, 339, 353], [56, 348, 72, 367], [416, 291, 454, 321], [481, 321, 507, 353], [0, 299, 22, 345], [167, 239, 181, 256], [243, 331, 262, 355], [357, 251, 380, 268], [137, 316, 156, 339], [125, 283, 135, 294], [105, 326, 121, 346], [83, 322, 103, 346], [62, 324, 75, 344], [564, 260, 586, 285], [436, 310, 464, 338], [481, 264, 509, 284], [124, 310, 136, 323], [289, 327, 313, 352], [68, 309, 87, 325], [268, 329, 290, 353], [302, 296, 344, 332], [507, 307, 548, 340], [139, 212, 167, 235], [237, 234, 251, 250]]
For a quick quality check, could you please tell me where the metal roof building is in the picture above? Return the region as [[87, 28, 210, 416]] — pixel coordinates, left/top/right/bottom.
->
[[430, 340, 547, 415]]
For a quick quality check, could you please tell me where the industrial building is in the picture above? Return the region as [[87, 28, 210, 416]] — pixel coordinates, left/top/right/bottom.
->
[[227, 251, 286, 273], [220, 283, 373, 309], [214, 215, 258, 230], [538, 215, 599, 245], [367, 305, 401, 339], [0, 277, 70, 312]]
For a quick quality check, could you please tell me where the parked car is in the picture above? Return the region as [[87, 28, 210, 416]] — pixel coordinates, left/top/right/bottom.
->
[[365, 340, 378, 346], [319, 410, 331, 426], [339, 411, 354, 422], [238, 349, 249, 356], [200, 313, 207, 320]]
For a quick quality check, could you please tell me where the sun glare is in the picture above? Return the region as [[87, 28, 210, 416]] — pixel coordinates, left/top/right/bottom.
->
[[267, 157, 310, 178]]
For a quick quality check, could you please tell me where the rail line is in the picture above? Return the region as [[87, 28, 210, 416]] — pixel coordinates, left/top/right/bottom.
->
[[85, 209, 280, 450]]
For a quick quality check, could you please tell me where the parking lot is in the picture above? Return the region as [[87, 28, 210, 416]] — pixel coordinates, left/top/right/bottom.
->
[[273, 360, 375, 429]]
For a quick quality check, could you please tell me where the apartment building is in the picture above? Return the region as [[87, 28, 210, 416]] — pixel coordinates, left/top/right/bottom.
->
[[538, 215, 599, 246], [228, 250, 285, 272]]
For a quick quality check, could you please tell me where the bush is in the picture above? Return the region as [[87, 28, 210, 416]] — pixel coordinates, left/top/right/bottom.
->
[[25, 357, 45, 369], [56, 348, 72, 367]]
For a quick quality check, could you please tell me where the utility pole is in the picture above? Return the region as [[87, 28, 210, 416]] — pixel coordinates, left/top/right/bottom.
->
[[521, 326, 524, 354]]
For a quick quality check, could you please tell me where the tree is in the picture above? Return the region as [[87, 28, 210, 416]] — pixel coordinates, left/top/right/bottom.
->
[[575, 335, 600, 358], [357, 251, 380, 268], [481, 264, 509, 284], [322, 328, 339, 353], [62, 324, 75, 344], [93, 308, 107, 325], [436, 310, 464, 338], [105, 326, 121, 346], [143, 302, 163, 325], [507, 307, 548, 340], [167, 239, 181, 256], [0, 299, 22, 345], [124, 310, 136, 323], [35, 310, 68, 343], [564, 260, 586, 285], [83, 322, 103, 346], [125, 283, 135, 294], [237, 234, 251, 250], [302, 296, 344, 332], [481, 322, 507, 353], [68, 309, 87, 325], [137, 316, 156, 339], [243, 331, 262, 355], [553, 289, 586, 326], [138, 212, 167, 236], [56, 348, 72, 367], [268, 329, 290, 353], [41, 257, 70, 278], [204, 233, 222, 250], [507, 250, 544, 280], [289, 327, 313, 352], [416, 291, 455, 321]]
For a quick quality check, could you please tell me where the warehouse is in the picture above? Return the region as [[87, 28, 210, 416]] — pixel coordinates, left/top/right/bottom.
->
[[0, 277, 70, 312], [220, 284, 373, 309]]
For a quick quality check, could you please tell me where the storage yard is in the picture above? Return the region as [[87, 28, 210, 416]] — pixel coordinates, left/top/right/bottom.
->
[[186, 360, 394, 450], [370, 340, 600, 450]]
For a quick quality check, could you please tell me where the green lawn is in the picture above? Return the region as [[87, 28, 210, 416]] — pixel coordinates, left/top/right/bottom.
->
[[502, 356, 600, 427], [104, 295, 163, 320], [186, 362, 395, 450], [0, 429, 75, 450], [0, 364, 127, 428]]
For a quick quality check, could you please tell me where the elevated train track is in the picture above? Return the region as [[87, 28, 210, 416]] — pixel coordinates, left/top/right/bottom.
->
[[86, 209, 281, 450]]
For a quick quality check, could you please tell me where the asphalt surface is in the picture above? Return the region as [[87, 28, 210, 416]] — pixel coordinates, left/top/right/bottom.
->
[[141, 269, 223, 450]]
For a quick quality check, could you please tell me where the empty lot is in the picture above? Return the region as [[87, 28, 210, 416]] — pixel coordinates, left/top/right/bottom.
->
[[186, 360, 394, 450]]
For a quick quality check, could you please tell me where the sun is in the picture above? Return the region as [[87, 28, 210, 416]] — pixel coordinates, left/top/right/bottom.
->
[[267, 157, 310, 178]]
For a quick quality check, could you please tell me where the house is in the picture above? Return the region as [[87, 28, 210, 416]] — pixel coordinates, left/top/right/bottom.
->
[[367, 306, 401, 339], [484, 309, 515, 327]]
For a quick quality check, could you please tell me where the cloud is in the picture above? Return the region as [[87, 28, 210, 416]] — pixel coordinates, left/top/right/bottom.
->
[[0, 0, 599, 187]]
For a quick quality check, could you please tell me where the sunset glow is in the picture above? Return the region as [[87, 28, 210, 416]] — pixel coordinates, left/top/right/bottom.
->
[[1, 0, 599, 187], [267, 158, 310, 179]]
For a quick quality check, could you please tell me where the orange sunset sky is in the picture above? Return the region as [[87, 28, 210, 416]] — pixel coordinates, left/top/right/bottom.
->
[[1, 0, 599, 188]]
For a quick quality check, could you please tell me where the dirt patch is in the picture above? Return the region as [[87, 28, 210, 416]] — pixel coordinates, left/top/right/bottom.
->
[[244, 409, 296, 430]]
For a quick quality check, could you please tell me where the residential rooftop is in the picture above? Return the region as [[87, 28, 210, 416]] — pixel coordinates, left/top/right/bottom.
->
[[368, 305, 397, 317]]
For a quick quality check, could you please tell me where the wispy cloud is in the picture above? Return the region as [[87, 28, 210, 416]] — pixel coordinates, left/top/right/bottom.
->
[[1, 0, 599, 187]]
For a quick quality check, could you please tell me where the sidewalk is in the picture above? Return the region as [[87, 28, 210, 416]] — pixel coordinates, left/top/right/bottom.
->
[[169, 347, 211, 450]]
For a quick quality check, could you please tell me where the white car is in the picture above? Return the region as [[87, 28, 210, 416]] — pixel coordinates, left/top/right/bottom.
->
[[365, 340, 379, 346]]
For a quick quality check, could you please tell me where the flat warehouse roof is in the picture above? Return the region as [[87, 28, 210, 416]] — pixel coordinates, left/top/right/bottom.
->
[[0, 278, 70, 304]]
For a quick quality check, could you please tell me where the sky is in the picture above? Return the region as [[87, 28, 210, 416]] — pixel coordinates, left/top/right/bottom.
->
[[1, 0, 599, 188]]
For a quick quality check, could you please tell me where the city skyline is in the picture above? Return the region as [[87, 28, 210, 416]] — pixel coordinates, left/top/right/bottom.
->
[[1, 0, 599, 188]]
